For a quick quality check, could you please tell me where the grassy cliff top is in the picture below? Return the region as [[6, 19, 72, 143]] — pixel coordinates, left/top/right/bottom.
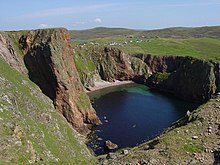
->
[[71, 26, 220, 61], [72, 37, 220, 62]]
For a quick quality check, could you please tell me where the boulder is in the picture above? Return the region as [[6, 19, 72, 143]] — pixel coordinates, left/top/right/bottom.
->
[[122, 149, 129, 155], [105, 140, 118, 150]]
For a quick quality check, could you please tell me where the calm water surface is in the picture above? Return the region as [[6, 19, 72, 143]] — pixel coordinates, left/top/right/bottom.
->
[[88, 83, 199, 155]]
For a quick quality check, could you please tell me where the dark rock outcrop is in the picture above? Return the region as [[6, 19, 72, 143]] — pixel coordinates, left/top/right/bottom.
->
[[134, 54, 184, 73], [19, 28, 100, 133], [213, 62, 220, 92], [146, 57, 216, 102]]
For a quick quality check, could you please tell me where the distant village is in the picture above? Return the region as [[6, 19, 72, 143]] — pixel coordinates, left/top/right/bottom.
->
[[72, 35, 159, 46]]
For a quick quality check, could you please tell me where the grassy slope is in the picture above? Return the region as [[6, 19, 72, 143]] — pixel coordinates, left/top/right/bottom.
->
[[0, 57, 95, 164], [70, 26, 220, 40], [70, 27, 137, 40]]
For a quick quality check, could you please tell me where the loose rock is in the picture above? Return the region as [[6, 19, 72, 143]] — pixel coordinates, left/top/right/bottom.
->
[[122, 149, 129, 155], [192, 136, 198, 139], [105, 140, 118, 150], [106, 152, 117, 159]]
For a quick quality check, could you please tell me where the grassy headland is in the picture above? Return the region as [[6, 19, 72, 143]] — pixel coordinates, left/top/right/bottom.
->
[[70, 26, 220, 61]]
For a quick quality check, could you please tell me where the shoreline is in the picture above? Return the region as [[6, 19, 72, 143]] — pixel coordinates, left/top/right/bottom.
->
[[86, 80, 134, 93]]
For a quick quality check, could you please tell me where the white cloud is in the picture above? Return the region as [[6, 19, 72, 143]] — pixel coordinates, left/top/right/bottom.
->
[[38, 24, 50, 28], [93, 18, 102, 23]]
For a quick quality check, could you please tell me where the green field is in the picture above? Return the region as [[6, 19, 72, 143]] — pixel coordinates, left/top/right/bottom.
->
[[72, 37, 220, 61]]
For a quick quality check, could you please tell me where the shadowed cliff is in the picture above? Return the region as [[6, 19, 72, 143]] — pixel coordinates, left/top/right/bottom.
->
[[13, 29, 100, 133]]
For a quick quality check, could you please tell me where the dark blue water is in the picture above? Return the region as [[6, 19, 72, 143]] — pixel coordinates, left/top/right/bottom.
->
[[88, 83, 199, 155]]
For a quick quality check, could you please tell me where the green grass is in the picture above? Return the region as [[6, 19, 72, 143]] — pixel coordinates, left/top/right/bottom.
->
[[77, 92, 92, 110], [73, 49, 97, 86], [182, 142, 203, 153], [152, 72, 170, 83], [6, 31, 28, 58]]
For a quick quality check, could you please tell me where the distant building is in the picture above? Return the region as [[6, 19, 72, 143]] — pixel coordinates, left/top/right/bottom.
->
[[127, 35, 134, 38]]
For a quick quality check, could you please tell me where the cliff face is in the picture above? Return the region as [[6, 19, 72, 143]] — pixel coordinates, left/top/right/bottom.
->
[[135, 55, 217, 102], [18, 29, 100, 133], [97, 47, 134, 81], [213, 62, 220, 92], [145, 56, 216, 102], [134, 54, 184, 73], [74, 46, 134, 88]]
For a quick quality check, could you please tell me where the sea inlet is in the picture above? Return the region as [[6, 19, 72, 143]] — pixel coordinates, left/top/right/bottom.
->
[[88, 83, 199, 155]]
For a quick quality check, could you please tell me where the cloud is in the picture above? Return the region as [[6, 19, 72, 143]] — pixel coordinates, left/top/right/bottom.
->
[[38, 24, 50, 28], [93, 18, 102, 23], [16, 4, 115, 20], [38, 24, 54, 29]]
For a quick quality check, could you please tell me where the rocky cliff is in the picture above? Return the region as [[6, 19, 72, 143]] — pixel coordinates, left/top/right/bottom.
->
[[134, 54, 217, 102], [74, 46, 134, 88], [74, 46, 219, 102], [15, 29, 100, 133], [0, 32, 96, 164]]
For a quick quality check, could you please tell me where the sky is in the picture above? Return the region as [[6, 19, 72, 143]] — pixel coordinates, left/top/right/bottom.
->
[[0, 0, 220, 31]]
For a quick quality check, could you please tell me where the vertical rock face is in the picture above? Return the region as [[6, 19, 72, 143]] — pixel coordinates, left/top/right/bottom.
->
[[213, 62, 220, 92], [19, 28, 100, 133], [134, 54, 184, 73], [147, 58, 216, 102], [0, 32, 27, 74], [74, 46, 134, 88], [97, 47, 134, 81], [136, 55, 217, 102], [166, 58, 216, 102]]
